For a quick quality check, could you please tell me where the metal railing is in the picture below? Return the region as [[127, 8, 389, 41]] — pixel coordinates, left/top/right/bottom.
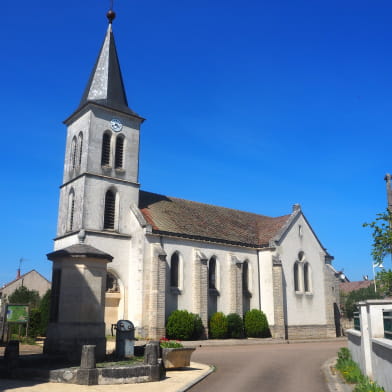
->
[[353, 312, 360, 331], [383, 310, 392, 340]]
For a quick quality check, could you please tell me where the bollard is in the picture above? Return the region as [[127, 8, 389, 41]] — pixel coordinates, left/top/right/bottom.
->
[[78, 345, 98, 385], [80, 345, 96, 369], [144, 341, 159, 366], [4, 340, 19, 370]]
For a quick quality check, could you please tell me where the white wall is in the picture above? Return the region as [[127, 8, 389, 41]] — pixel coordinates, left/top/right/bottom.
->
[[278, 214, 328, 326], [157, 236, 260, 316]]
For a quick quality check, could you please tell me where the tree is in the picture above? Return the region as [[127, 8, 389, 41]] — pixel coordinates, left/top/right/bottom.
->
[[341, 285, 381, 319], [375, 269, 392, 297], [363, 209, 392, 266], [8, 286, 41, 308], [38, 289, 51, 336]]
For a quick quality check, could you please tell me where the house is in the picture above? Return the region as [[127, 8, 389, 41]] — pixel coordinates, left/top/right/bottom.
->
[[0, 270, 51, 307], [50, 10, 339, 341]]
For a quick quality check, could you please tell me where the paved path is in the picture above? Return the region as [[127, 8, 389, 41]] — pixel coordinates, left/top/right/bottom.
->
[[190, 340, 346, 392], [0, 362, 211, 392]]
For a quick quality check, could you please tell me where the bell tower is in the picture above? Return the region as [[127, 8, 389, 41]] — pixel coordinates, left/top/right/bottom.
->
[[55, 10, 144, 243]]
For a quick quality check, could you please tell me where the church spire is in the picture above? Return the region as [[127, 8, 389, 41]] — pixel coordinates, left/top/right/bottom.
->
[[77, 9, 138, 117]]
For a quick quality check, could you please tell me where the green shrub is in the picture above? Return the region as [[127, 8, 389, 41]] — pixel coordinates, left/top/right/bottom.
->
[[28, 308, 42, 338], [193, 314, 204, 340], [227, 313, 244, 338], [209, 312, 228, 339], [244, 309, 270, 338], [38, 289, 51, 336], [166, 310, 204, 340]]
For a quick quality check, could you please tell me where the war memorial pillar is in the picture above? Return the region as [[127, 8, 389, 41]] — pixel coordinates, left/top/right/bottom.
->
[[44, 243, 112, 361]]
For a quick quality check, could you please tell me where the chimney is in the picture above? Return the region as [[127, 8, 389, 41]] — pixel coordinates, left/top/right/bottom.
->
[[16, 268, 21, 279]]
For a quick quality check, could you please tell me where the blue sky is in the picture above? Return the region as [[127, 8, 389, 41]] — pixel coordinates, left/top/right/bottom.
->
[[1, 0, 392, 285]]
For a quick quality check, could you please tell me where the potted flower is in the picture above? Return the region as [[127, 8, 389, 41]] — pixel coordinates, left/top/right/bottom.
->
[[159, 337, 195, 369]]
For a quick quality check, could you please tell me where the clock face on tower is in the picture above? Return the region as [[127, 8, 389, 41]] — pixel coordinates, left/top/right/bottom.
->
[[110, 118, 123, 132]]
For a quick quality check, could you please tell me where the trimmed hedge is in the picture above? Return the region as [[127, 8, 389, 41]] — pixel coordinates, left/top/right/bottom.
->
[[244, 309, 270, 338], [166, 310, 204, 340], [209, 312, 228, 339], [227, 313, 244, 338]]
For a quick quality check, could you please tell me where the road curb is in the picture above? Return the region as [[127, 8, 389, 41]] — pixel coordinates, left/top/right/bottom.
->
[[322, 356, 354, 392], [177, 363, 215, 392]]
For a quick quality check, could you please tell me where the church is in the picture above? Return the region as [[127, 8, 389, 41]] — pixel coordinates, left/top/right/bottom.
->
[[51, 10, 339, 341]]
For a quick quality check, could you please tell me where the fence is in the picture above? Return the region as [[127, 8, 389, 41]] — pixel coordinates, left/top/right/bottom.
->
[[347, 299, 392, 392]]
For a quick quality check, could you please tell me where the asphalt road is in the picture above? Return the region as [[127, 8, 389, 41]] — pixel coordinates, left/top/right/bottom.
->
[[191, 340, 346, 392]]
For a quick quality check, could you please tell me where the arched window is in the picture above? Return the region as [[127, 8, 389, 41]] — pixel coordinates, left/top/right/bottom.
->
[[304, 262, 311, 293], [294, 262, 300, 292], [170, 252, 179, 288], [106, 272, 119, 292], [67, 189, 75, 232], [242, 261, 249, 293], [104, 189, 116, 230], [70, 136, 77, 170], [208, 257, 216, 289], [77, 132, 83, 168], [115, 135, 124, 169], [101, 132, 112, 166]]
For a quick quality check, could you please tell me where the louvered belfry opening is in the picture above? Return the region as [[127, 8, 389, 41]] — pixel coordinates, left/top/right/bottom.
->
[[101, 133, 111, 166], [69, 196, 75, 231], [104, 190, 116, 230], [115, 135, 124, 169], [78, 133, 83, 168], [71, 137, 77, 169]]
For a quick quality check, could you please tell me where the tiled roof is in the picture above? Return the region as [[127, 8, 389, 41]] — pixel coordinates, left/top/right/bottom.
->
[[340, 280, 372, 294], [139, 191, 292, 247]]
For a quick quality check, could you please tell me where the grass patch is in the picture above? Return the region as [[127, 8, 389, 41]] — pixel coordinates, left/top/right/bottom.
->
[[335, 348, 385, 392]]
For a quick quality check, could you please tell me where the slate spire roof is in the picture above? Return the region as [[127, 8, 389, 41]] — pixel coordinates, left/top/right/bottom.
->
[[139, 191, 293, 248], [77, 14, 139, 117]]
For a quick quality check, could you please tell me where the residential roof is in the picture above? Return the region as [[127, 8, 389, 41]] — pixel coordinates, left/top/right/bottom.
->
[[340, 280, 372, 294], [0, 270, 50, 291], [139, 191, 292, 247]]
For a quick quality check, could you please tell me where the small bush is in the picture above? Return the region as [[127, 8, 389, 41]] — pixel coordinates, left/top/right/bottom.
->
[[244, 309, 270, 338], [209, 312, 228, 339], [166, 310, 204, 340], [227, 313, 244, 338], [193, 314, 205, 340]]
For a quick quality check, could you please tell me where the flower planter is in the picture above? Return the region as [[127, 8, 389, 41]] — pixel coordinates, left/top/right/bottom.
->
[[161, 347, 195, 369]]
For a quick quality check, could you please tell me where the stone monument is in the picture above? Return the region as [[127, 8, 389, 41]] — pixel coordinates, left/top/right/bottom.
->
[[44, 242, 112, 361]]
